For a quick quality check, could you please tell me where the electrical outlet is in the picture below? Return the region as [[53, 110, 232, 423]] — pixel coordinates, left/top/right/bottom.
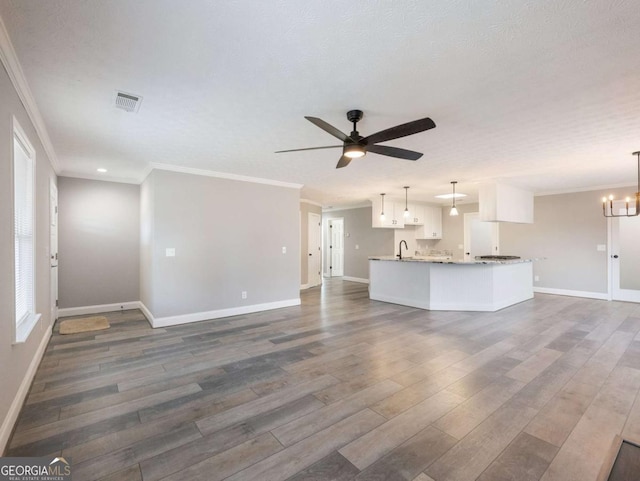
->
[[241, 291, 247, 299], [282, 246, 287, 254], [534, 275, 540, 282], [355, 244, 359, 250]]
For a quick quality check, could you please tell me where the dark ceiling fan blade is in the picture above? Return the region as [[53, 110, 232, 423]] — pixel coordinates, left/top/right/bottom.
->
[[336, 155, 352, 169], [366, 144, 423, 160], [364, 117, 436, 145], [275, 145, 342, 153], [305, 116, 352, 142]]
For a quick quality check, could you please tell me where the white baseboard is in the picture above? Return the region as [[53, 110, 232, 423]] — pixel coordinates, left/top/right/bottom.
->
[[58, 301, 140, 317], [300, 283, 310, 290], [0, 326, 52, 454], [138, 301, 154, 327], [149, 298, 302, 328], [534, 287, 609, 301], [342, 276, 370, 284]]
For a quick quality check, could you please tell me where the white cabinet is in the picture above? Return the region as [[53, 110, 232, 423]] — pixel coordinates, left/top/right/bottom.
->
[[371, 198, 405, 228], [417, 206, 442, 239], [404, 203, 424, 226]]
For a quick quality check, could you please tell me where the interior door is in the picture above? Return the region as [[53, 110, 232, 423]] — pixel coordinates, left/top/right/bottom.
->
[[611, 215, 640, 302], [464, 212, 499, 260], [307, 212, 322, 287], [50, 180, 58, 323], [330, 218, 344, 277]]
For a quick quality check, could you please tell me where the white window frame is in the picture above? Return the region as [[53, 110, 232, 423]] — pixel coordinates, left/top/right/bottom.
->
[[12, 117, 40, 343]]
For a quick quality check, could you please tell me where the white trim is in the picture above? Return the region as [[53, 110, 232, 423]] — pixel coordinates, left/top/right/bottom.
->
[[0, 326, 52, 453], [342, 276, 370, 284], [57, 301, 141, 317], [58, 171, 142, 185], [138, 301, 154, 327], [533, 287, 609, 301], [0, 16, 60, 173], [300, 283, 311, 290], [322, 203, 370, 213], [149, 298, 301, 328], [535, 182, 638, 197], [300, 198, 323, 207], [150, 162, 303, 189]]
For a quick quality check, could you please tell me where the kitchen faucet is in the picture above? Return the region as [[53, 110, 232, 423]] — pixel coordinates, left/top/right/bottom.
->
[[397, 240, 408, 260]]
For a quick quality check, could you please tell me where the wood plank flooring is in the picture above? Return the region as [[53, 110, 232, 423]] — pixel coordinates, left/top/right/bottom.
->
[[7, 280, 640, 481]]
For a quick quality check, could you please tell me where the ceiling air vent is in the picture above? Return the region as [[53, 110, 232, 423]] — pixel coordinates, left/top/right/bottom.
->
[[115, 91, 142, 112]]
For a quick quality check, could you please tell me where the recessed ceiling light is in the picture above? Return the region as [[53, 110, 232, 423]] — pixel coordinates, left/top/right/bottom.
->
[[435, 193, 467, 199], [97, 168, 107, 173]]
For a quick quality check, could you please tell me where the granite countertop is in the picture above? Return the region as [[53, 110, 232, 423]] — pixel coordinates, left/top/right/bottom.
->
[[368, 255, 534, 265]]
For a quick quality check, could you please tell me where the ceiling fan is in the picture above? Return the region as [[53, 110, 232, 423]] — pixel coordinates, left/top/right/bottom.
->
[[275, 110, 436, 168]]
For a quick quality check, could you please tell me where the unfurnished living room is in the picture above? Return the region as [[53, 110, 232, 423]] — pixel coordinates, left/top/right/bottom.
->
[[1, 1, 640, 480]]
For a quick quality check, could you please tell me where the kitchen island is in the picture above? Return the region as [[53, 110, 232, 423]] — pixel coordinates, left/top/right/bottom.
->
[[369, 256, 533, 312]]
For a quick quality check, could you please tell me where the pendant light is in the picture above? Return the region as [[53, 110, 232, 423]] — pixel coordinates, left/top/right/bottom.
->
[[380, 193, 386, 221], [450, 181, 459, 216], [602, 151, 640, 217], [403, 186, 410, 218]]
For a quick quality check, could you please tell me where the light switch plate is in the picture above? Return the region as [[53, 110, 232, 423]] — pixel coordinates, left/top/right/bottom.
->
[[597, 244, 606, 252], [166, 248, 175, 257], [355, 244, 359, 250], [282, 246, 287, 254]]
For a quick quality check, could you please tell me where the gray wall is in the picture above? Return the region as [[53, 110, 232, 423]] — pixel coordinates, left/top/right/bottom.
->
[[300, 201, 322, 286], [0, 61, 56, 451], [141, 170, 300, 318], [435, 192, 621, 294], [58, 177, 140, 308], [501, 190, 610, 293], [434, 202, 479, 258], [324, 206, 394, 280]]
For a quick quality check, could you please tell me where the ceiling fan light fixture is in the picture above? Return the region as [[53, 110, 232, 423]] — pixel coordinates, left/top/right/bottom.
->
[[344, 144, 366, 159]]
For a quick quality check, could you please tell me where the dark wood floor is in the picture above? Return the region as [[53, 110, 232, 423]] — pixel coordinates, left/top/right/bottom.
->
[[7, 280, 640, 481]]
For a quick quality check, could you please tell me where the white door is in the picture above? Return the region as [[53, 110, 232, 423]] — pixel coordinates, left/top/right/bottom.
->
[[611, 216, 640, 302], [307, 212, 322, 287], [324, 218, 344, 277], [330, 218, 344, 277], [464, 212, 499, 260], [50, 181, 58, 323]]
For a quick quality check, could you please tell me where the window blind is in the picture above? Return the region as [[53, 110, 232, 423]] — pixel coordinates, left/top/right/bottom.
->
[[14, 135, 34, 328]]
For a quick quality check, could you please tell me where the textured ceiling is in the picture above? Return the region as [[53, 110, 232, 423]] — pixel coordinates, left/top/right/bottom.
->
[[1, 0, 639, 206]]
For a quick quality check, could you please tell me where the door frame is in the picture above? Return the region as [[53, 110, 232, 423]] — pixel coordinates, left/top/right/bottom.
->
[[307, 212, 322, 287], [50, 179, 58, 324], [609, 216, 640, 302]]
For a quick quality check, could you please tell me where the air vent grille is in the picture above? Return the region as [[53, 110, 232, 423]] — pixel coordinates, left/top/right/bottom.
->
[[115, 91, 142, 112]]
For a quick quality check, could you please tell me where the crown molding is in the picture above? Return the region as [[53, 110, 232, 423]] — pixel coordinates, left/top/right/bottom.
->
[[300, 198, 323, 207], [0, 15, 60, 174], [534, 181, 638, 197], [58, 171, 142, 185], [323, 202, 371, 212], [149, 162, 303, 189]]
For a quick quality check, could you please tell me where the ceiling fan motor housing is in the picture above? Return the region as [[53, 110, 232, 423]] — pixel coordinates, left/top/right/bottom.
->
[[346, 110, 364, 123]]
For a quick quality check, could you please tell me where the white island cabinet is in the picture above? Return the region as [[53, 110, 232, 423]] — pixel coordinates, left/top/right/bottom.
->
[[369, 257, 533, 312]]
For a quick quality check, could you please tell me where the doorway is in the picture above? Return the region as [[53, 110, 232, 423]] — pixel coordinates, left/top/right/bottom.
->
[[50, 180, 58, 324], [611, 216, 640, 302], [463, 212, 499, 260], [323, 218, 344, 277], [307, 212, 322, 287]]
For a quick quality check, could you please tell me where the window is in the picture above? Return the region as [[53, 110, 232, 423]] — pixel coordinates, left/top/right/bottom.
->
[[13, 118, 39, 343]]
